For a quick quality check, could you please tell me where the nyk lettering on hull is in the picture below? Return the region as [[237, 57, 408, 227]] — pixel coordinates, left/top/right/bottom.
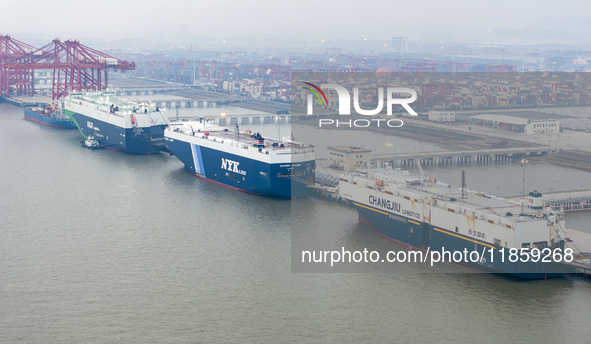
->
[[368, 195, 421, 220], [221, 158, 246, 175]]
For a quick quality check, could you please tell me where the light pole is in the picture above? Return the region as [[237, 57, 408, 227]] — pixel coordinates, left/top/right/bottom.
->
[[521, 159, 528, 214]]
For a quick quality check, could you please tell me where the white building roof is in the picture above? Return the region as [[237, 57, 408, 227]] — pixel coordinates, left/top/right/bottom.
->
[[471, 114, 558, 125]]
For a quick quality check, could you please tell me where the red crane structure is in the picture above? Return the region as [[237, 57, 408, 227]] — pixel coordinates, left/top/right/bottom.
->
[[0, 35, 38, 97], [3, 38, 136, 100]]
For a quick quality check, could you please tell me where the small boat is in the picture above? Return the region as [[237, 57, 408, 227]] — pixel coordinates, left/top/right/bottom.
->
[[81, 135, 104, 150]]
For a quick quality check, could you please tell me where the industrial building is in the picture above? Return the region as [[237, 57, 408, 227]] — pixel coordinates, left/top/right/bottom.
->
[[327, 146, 372, 171], [428, 111, 456, 122], [470, 114, 560, 134]]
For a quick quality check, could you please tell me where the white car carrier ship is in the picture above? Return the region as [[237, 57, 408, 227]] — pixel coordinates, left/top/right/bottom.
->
[[63, 91, 168, 154], [339, 167, 590, 278]]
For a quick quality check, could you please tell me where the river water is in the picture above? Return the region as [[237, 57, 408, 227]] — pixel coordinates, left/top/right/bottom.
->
[[1, 103, 590, 343]]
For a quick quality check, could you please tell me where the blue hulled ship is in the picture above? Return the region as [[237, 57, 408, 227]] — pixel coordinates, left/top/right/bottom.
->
[[339, 168, 582, 278], [23, 104, 76, 129], [164, 119, 315, 198], [62, 92, 168, 154]]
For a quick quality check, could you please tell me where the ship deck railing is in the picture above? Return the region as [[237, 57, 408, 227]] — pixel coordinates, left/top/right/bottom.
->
[[170, 127, 313, 154]]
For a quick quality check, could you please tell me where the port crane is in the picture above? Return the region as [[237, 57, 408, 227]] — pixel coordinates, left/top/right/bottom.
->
[[1, 37, 135, 100]]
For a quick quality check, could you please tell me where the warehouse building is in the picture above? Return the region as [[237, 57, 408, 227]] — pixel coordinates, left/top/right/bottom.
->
[[470, 114, 560, 134], [428, 111, 456, 122], [327, 146, 372, 170]]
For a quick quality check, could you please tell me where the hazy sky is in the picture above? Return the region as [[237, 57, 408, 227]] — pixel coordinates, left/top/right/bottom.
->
[[3, 0, 591, 44]]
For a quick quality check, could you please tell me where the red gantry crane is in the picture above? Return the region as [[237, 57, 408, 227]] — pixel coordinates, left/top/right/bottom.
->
[[0, 35, 38, 96], [4, 38, 135, 100]]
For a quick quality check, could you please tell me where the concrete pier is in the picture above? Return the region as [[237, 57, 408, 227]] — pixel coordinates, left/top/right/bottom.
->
[[217, 114, 290, 126], [373, 147, 552, 168]]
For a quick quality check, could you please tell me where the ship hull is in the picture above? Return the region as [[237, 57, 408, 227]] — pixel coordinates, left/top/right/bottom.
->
[[165, 136, 314, 198], [24, 109, 76, 129], [67, 111, 167, 154], [352, 201, 576, 278]]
